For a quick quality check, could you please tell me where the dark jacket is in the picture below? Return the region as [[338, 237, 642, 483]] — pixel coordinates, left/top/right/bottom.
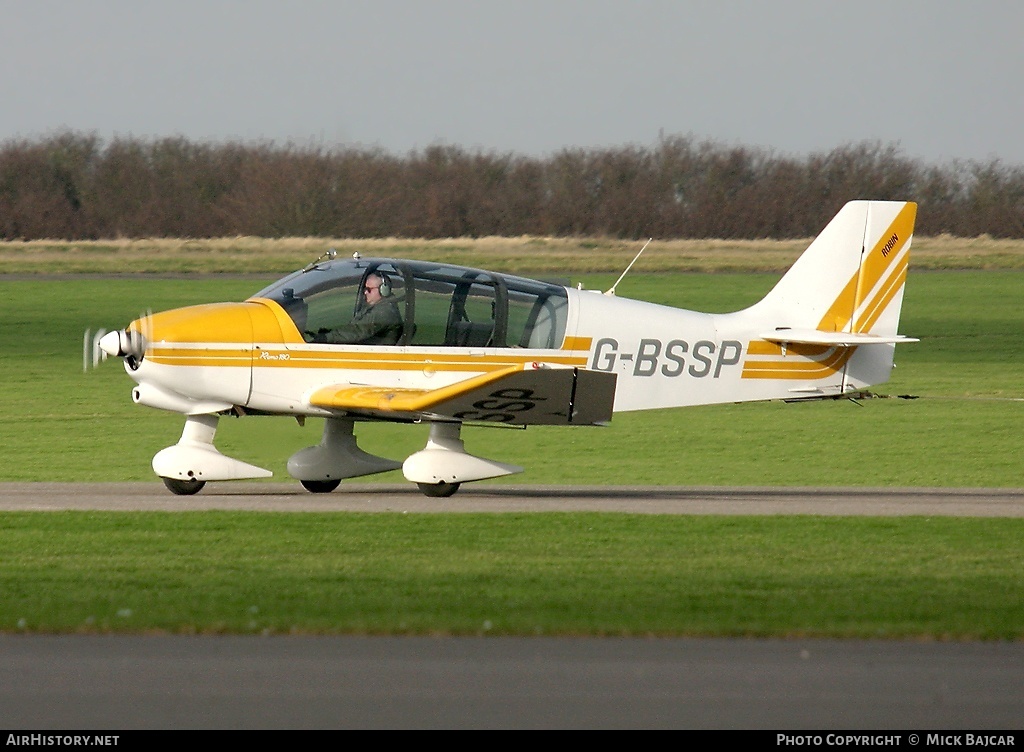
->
[[317, 301, 403, 345]]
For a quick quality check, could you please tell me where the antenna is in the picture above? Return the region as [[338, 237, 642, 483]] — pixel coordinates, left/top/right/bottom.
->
[[302, 247, 338, 272], [605, 238, 652, 296]]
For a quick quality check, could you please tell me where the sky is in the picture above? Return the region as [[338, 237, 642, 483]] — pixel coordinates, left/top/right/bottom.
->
[[2, 0, 1022, 166]]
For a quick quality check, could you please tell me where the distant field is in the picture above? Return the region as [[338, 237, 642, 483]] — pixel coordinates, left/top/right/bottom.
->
[[2, 234, 1024, 274]]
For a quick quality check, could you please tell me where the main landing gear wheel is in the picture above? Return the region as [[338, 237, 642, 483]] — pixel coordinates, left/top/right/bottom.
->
[[162, 477, 206, 495], [301, 479, 342, 493], [417, 481, 461, 498]]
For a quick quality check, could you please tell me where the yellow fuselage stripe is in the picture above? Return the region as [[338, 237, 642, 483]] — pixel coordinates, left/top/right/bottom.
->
[[146, 346, 589, 371], [741, 348, 852, 379]]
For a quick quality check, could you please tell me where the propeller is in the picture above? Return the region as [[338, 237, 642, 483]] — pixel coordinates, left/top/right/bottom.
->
[[83, 310, 153, 372], [83, 328, 108, 372]]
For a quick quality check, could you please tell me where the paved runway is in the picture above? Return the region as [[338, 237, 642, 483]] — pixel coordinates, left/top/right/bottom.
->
[[2, 634, 1022, 731], [3, 482, 1022, 730], [3, 481, 1024, 515]]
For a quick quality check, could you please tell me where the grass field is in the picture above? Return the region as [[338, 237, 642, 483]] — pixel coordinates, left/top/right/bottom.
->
[[1, 258, 1022, 638], [3, 512, 1022, 638]]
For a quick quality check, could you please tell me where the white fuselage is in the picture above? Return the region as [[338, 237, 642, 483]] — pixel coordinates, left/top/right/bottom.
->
[[125, 286, 891, 419]]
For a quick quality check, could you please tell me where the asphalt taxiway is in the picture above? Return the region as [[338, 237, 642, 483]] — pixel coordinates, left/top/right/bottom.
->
[[2, 481, 1023, 515]]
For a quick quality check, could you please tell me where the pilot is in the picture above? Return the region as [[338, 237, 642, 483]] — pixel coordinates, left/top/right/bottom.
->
[[307, 272, 403, 345]]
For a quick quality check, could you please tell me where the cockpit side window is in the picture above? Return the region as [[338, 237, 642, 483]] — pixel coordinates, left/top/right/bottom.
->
[[408, 276, 457, 346], [444, 274, 500, 347], [505, 285, 568, 349]]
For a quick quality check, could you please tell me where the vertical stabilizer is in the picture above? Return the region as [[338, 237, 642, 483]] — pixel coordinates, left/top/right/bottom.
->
[[748, 200, 916, 336], [738, 200, 917, 395]]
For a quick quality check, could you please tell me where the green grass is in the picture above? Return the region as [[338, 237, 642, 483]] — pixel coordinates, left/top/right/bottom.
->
[[2, 270, 1023, 638], [3, 513, 1022, 638]]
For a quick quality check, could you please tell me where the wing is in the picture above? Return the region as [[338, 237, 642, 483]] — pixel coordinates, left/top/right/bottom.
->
[[307, 362, 617, 425]]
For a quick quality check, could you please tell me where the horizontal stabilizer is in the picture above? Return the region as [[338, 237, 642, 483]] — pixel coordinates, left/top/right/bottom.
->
[[761, 328, 919, 346], [308, 362, 617, 425]]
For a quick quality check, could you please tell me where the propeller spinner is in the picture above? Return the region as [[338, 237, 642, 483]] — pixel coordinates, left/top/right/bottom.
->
[[83, 311, 152, 372]]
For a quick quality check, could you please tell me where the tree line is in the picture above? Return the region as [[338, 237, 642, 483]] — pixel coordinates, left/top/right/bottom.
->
[[1, 131, 1022, 240]]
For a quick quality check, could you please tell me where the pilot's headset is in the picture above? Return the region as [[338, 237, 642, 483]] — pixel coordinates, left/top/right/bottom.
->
[[375, 272, 393, 297]]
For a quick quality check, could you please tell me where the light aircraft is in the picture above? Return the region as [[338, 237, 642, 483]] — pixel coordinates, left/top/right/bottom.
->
[[87, 200, 918, 497]]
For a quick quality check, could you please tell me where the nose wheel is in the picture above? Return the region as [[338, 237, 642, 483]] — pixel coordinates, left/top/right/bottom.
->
[[162, 477, 206, 495], [416, 481, 461, 498]]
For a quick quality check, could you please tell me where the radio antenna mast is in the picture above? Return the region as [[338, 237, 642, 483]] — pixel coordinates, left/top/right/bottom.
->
[[605, 238, 652, 296]]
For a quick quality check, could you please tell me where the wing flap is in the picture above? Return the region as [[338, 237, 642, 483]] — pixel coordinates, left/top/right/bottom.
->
[[761, 328, 919, 346], [308, 363, 616, 425]]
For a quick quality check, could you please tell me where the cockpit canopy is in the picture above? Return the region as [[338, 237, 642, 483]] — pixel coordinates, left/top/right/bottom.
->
[[252, 257, 569, 349]]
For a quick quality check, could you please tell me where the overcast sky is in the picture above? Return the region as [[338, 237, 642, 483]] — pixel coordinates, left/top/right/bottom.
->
[[2, 0, 1022, 166]]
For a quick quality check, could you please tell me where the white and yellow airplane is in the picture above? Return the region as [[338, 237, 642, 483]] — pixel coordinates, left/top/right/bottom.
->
[[92, 199, 917, 497]]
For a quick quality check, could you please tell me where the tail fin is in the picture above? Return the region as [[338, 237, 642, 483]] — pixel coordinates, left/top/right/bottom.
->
[[742, 200, 917, 394], [751, 200, 916, 335]]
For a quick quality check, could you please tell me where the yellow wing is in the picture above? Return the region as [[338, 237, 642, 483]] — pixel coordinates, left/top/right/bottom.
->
[[308, 363, 616, 425]]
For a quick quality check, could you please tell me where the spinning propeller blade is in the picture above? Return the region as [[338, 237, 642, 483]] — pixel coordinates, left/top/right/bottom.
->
[[83, 328, 108, 373]]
